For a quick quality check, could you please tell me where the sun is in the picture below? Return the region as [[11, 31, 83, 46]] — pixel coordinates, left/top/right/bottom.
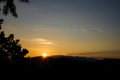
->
[[42, 52, 47, 58]]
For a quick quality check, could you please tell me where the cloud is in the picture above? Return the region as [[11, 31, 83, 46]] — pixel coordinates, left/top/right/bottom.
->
[[67, 50, 120, 59], [33, 38, 53, 45], [41, 42, 53, 45]]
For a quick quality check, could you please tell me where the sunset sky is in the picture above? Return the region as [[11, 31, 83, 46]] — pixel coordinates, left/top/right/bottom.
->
[[2, 0, 120, 58]]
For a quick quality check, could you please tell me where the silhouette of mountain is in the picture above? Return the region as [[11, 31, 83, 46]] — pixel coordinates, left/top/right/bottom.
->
[[0, 55, 120, 79]]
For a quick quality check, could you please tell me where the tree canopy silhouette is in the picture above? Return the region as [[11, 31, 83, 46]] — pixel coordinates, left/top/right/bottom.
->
[[0, 0, 29, 17], [0, 28, 29, 63], [0, 0, 29, 63]]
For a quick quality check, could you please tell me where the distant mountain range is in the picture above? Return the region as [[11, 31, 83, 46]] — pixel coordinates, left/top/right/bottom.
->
[[30, 55, 120, 69], [1, 55, 120, 79]]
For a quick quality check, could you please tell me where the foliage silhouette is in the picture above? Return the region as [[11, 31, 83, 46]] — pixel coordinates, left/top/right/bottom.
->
[[0, 0, 29, 17], [0, 27, 29, 63], [0, 0, 29, 63]]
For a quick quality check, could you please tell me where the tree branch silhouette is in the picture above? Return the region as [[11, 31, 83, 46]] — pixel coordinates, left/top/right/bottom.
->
[[0, 0, 29, 17]]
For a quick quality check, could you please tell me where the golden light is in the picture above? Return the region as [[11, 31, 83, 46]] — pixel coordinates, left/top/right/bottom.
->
[[42, 52, 47, 58]]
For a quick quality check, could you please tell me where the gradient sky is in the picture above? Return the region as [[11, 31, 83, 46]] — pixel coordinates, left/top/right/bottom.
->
[[2, 0, 120, 58]]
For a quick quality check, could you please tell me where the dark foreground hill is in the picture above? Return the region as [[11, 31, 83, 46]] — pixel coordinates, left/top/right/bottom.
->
[[0, 55, 120, 79]]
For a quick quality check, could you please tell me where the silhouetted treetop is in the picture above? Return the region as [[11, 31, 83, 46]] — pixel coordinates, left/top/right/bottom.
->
[[0, 0, 29, 17], [0, 0, 29, 64], [0, 28, 29, 63]]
